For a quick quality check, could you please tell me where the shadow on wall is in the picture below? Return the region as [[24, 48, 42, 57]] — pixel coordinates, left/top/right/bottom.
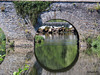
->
[[30, 61, 42, 75]]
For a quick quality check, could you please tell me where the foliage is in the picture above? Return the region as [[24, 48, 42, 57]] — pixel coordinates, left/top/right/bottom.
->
[[84, 48, 92, 56], [91, 35, 100, 48], [35, 35, 44, 43], [73, 3, 76, 6], [13, 64, 29, 75], [44, 26, 50, 32], [13, 1, 52, 26], [9, 41, 14, 47], [85, 35, 100, 57], [86, 37, 92, 47], [90, 35, 100, 57], [95, 3, 100, 10], [87, 8, 94, 13], [0, 54, 5, 62], [25, 29, 29, 33], [0, 28, 6, 64], [93, 20, 98, 26]]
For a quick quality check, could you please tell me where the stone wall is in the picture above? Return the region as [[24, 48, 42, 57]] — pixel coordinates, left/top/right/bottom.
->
[[38, 2, 100, 41], [0, 2, 36, 75], [0, 2, 100, 75]]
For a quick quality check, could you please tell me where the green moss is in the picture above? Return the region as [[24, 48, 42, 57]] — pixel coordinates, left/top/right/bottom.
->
[[48, 19, 67, 22], [95, 3, 100, 10], [86, 37, 92, 47], [91, 35, 100, 48], [13, 1, 52, 26], [13, 64, 29, 75], [0, 28, 6, 64], [84, 48, 92, 55], [85, 35, 100, 57], [9, 41, 14, 47], [35, 35, 44, 43]]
